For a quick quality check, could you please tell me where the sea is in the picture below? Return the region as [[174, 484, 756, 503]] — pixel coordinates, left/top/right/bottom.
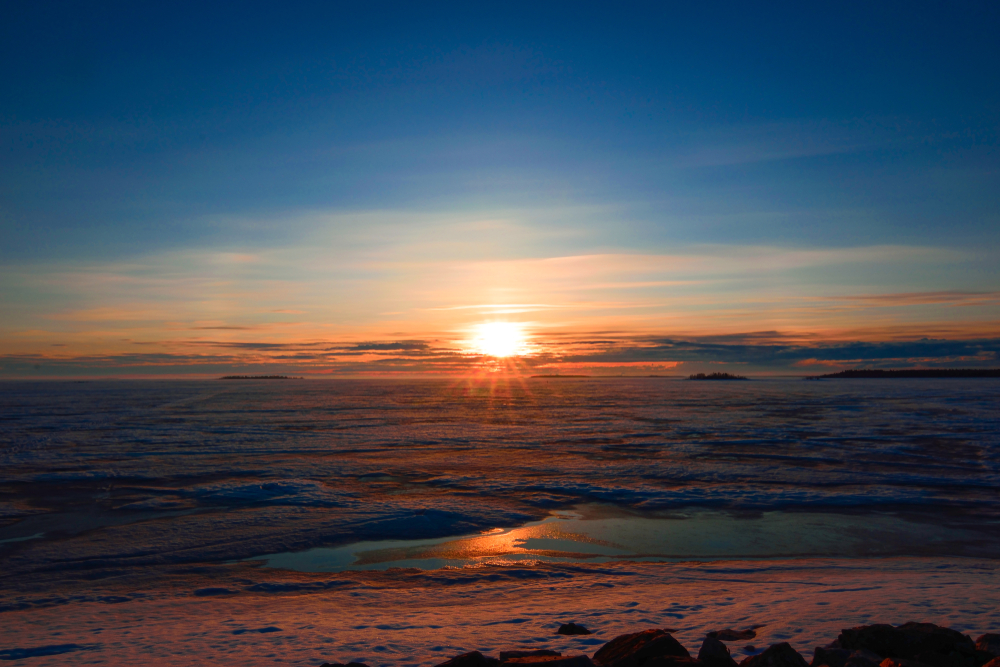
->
[[2, 377, 998, 579]]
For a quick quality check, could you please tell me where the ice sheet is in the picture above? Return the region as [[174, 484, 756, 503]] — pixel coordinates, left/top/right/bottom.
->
[[1, 558, 997, 666]]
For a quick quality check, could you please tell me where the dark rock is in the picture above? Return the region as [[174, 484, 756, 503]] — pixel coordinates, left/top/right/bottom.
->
[[502, 651, 563, 662], [977, 637, 1000, 658], [561, 624, 594, 636], [844, 649, 885, 667], [320, 663, 370, 667], [738, 643, 809, 667], [879, 658, 935, 667], [812, 646, 852, 667], [711, 630, 759, 642], [836, 623, 977, 667], [505, 657, 596, 667], [838, 626, 897, 657], [594, 629, 691, 667], [435, 652, 501, 667], [641, 658, 703, 667], [699, 637, 738, 667], [981, 659, 1000, 667]]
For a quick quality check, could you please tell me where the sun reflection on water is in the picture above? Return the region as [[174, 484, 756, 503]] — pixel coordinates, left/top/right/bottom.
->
[[350, 519, 620, 566]]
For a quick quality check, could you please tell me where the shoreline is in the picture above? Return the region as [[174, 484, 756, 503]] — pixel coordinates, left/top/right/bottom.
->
[[1, 557, 997, 666]]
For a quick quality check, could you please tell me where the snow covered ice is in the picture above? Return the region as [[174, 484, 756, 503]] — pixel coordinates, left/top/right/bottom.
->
[[1, 378, 999, 665]]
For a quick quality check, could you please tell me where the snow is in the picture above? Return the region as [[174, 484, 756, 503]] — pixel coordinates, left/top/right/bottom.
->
[[2, 557, 997, 666]]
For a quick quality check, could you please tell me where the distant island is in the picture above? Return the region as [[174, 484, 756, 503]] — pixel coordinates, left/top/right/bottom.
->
[[219, 375, 302, 380], [810, 368, 1000, 379], [530, 374, 591, 378], [688, 372, 748, 380]]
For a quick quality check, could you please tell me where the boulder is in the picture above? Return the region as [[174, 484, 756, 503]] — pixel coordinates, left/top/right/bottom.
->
[[505, 657, 596, 667], [699, 637, 738, 667], [812, 646, 852, 667], [594, 629, 691, 667], [561, 624, 594, 636], [880, 658, 935, 667], [977, 637, 1000, 658], [844, 650, 884, 667], [502, 651, 563, 662], [838, 626, 898, 658], [836, 623, 977, 667], [641, 658, 703, 667], [738, 643, 810, 667], [435, 652, 501, 667]]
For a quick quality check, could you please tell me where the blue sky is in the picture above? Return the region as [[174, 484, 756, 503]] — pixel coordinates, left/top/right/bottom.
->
[[2, 1, 999, 376]]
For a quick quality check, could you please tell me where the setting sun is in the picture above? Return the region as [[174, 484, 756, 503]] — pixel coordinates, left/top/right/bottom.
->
[[472, 322, 527, 357]]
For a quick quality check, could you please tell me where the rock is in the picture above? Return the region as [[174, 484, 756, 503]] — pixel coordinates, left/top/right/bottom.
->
[[501, 651, 563, 662], [561, 624, 594, 636], [844, 650, 885, 667], [836, 623, 977, 667], [812, 646, 852, 667], [594, 629, 691, 667], [505, 657, 596, 667], [641, 658, 703, 667], [838, 626, 897, 657], [435, 652, 501, 667], [977, 637, 1000, 658], [738, 643, 810, 667], [981, 659, 1000, 667], [699, 637, 738, 667], [320, 663, 370, 667], [711, 630, 759, 642], [880, 658, 935, 667]]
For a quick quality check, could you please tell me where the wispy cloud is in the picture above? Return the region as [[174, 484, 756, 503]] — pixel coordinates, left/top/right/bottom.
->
[[822, 291, 1000, 306], [2, 219, 997, 373], [3, 333, 997, 378]]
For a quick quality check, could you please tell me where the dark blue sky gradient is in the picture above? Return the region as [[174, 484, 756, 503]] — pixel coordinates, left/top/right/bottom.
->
[[3, 1, 998, 258], [2, 1, 1000, 377]]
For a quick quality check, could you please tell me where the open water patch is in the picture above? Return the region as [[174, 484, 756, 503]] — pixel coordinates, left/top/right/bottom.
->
[[248, 506, 1000, 572]]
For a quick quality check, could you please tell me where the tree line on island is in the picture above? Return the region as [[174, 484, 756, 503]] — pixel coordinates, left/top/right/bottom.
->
[[688, 373, 748, 380]]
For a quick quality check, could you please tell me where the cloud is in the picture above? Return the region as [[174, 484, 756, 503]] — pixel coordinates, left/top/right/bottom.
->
[[553, 335, 1000, 369], [349, 341, 431, 351], [673, 117, 896, 168], [191, 326, 258, 330], [2, 334, 998, 378], [823, 291, 1000, 306], [1, 232, 996, 372]]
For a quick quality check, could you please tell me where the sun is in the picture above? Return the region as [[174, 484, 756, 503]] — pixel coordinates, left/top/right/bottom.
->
[[472, 322, 527, 358]]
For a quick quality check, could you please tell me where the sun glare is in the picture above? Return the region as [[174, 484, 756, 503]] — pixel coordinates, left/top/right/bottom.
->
[[472, 322, 526, 358]]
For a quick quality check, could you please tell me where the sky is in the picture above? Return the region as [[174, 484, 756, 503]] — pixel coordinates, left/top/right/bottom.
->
[[1, 0, 999, 377]]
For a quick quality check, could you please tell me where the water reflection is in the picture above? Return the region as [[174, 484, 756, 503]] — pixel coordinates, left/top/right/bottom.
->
[[250, 506, 999, 572]]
